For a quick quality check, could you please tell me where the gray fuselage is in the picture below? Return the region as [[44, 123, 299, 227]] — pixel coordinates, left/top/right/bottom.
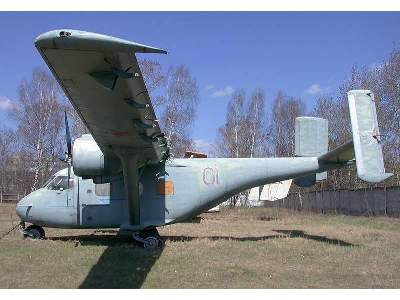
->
[[16, 157, 321, 230]]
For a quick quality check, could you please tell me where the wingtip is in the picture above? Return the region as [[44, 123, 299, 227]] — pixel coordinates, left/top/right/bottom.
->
[[34, 29, 79, 48], [34, 30, 56, 47], [34, 29, 168, 55], [140, 46, 168, 55], [359, 172, 393, 183]]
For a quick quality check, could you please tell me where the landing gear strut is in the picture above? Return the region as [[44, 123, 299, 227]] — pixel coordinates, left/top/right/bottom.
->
[[23, 225, 45, 240], [132, 227, 163, 250]]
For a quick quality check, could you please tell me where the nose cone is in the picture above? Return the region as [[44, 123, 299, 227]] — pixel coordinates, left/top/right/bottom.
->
[[16, 196, 31, 220], [16, 204, 26, 220]]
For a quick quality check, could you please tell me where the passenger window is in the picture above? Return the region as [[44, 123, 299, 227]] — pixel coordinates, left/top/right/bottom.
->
[[95, 183, 110, 196], [47, 176, 74, 190]]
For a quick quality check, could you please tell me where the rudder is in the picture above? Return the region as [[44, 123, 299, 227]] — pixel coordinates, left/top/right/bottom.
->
[[348, 90, 393, 183]]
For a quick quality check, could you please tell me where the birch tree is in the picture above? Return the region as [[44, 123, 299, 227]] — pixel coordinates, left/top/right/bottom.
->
[[0, 128, 16, 192], [270, 91, 305, 156], [139, 59, 166, 108], [216, 89, 268, 206], [10, 68, 66, 191], [216, 90, 247, 158], [246, 88, 268, 158], [160, 65, 199, 158]]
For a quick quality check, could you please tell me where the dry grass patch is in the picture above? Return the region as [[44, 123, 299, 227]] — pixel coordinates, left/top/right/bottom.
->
[[1, 203, 400, 288]]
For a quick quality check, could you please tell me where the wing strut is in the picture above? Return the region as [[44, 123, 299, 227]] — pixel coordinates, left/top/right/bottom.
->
[[116, 150, 140, 226]]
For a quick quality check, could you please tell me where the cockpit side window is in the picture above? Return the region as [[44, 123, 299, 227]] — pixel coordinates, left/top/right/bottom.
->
[[47, 176, 74, 190]]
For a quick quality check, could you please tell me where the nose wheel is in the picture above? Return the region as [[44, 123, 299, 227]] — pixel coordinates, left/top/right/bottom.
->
[[132, 227, 164, 250], [23, 225, 45, 240]]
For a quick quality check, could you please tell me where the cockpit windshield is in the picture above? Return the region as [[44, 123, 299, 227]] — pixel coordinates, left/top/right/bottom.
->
[[47, 176, 74, 191], [41, 176, 55, 188]]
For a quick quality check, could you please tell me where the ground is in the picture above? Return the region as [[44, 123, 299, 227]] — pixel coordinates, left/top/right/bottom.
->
[[1, 203, 400, 288]]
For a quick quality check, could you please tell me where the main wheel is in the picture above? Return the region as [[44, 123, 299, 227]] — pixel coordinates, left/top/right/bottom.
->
[[134, 227, 164, 250], [139, 227, 161, 239], [24, 225, 45, 240], [143, 236, 161, 250]]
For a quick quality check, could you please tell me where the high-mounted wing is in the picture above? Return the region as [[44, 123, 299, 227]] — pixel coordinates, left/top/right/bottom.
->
[[35, 29, 169, 167], [35, 29, 170, 227]]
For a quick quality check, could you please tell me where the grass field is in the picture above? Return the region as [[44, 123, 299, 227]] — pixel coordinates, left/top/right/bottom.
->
[[1, 203, 400, 288]]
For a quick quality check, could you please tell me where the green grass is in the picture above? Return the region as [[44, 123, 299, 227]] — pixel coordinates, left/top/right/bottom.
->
[[1, 204, 400, 288]]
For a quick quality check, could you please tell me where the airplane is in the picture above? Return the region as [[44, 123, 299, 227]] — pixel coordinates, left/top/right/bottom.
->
[[15, 29, 393, 249]]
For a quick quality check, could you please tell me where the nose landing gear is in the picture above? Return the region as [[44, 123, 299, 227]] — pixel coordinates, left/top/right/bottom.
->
[[22, 225, 45, 240], [132, 227, 164, 250]]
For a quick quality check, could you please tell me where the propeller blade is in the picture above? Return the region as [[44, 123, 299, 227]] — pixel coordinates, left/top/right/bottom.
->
[[67, 163, 71, 188], [64, 111, 72, 157]]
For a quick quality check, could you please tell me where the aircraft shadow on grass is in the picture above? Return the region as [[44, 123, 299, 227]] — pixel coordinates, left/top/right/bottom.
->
[[272, 229, 356, 247], [49, 229, 355, 288], [163, 230, 356, 246], [50, 233, 162, 289]]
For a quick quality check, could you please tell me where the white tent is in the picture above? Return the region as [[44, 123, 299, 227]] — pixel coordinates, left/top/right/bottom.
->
[[248, 180, 292, 207], [208, 179, 292, 211]]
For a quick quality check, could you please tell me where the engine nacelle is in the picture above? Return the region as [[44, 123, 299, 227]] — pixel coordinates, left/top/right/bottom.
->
[[72, 134, 121, 177]]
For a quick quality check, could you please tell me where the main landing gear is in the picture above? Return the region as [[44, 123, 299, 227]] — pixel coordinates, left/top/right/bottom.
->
[[132, 227, 164, 250], [21, 224, 45, 240]]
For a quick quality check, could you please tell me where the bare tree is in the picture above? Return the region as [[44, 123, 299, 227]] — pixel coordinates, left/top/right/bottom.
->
[[217, 88, 268, 158], [246, 88, 268, 158], [10, 68, 66, 191], [374, 50, 400, 165], [216, 88, 269, 206], [139, 59, 167, 108], [216, 90, 246, 158], [0, 127, 16, 192], [160, 65, 199, 158], [270, 91, 305, 156]]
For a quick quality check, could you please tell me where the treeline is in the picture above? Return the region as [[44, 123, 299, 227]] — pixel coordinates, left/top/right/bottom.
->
[[0, 49, 399, 198], [215, 48, 400, 195]]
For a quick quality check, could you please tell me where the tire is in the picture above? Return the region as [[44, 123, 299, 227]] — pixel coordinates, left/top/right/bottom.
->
[[143, 236, 160, 250], [139, 227, 160, 239], [138, 227, 163, 250], [24, 225, 45, 240]]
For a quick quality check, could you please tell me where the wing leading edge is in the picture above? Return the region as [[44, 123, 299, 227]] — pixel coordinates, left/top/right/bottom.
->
[[35, 29, 169, 166]]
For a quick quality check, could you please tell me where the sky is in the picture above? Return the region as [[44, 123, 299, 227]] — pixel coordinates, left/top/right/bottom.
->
[[0, 12, 399, 152]]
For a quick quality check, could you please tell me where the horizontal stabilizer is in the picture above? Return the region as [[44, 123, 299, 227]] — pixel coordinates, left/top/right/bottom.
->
[[318, 140, 354, 163], [348, 90, 392, 183]]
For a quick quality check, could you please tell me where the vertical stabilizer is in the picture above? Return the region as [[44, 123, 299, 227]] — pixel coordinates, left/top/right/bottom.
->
[[347, 90, 393, 183], [294, 117, 328, 186], [295, 117, 328, 158]]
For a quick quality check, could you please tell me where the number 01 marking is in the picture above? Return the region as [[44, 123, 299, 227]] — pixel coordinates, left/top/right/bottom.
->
[[203, 167, 219, 185]]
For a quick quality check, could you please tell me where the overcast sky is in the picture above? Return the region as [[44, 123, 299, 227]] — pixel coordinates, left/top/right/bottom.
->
[[0, 12, 399, 150]]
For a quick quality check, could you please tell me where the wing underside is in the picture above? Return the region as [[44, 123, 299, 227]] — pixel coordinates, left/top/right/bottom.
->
[[35, 29, 169, 166]]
